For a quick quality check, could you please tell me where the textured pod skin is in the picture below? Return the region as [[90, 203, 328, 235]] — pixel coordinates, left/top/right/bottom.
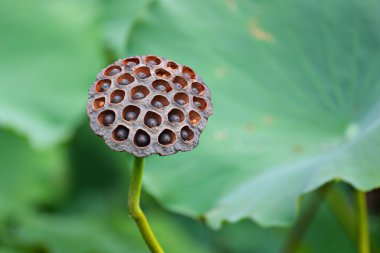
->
[[87, 55, 213, 157]]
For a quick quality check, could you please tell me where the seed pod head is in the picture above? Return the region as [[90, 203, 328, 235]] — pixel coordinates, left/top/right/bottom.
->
[[87, 55, 213, 157]]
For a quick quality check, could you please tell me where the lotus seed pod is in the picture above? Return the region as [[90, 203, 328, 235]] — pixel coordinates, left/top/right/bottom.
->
[[87, 55, 213, 157]]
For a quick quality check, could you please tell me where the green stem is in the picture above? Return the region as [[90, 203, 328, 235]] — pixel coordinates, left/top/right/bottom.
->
[[282, 183, 332, 253], [128, 156, 164, 253], [355, 190, 370, 253], [324, 184, 357, 242]]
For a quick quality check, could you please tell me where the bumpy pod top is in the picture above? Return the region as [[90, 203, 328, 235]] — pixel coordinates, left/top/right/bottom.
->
[[87, 55, 213, 157]]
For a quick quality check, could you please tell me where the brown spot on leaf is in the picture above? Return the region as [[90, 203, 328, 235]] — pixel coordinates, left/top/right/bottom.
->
[[214, 66, 229, 78], [292, 144, 304, 154], [213, 130, 228, 141], [226, 0, 237, 11], [263, 115, 274, 126], [244, 122, 255, 133], [249, 18, 274, 42]]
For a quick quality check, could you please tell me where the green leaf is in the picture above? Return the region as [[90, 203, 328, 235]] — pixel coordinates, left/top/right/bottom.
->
[[101, 0, 154, 57], [10, 213, 146, 253], [0, 0, 103, 148], [0, 249, 24, 253], [297, 203, 356, 253], [118, 0, 380, 228], [0, 130, 65, 221]]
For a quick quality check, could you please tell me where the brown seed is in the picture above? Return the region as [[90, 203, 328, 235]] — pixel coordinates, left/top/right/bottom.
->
[[146, 118, 158, 128], [194, 101, 201, 108], [176, 99, 185, 106], [119, 78, 131, 85], [125, 111, 137, 121], [111, 95, 123, 103], [100, 82, 111, 91], [192, 87, 199, 94], [103, 113, 115, 126], [153, 100, 164, 109], [135, 132, 150, 147], [181, 129, 189, 140], [159, 132, 171, 145], [137, 72, 147, 79], [169, 114, 180, 123], [108, 68, 121, 76], [114, 127, 129, 141], [133, 92, 145, 100], [126, 62, 137, 68]]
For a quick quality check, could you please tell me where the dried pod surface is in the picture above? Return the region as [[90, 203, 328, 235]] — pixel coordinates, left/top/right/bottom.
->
[[87, 55, 213, 157]]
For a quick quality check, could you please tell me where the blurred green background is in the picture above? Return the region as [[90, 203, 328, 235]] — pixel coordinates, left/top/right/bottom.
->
[[1, 0, 380, 252]]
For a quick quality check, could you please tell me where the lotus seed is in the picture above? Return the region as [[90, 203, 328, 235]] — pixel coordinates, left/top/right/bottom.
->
[[169, 114, 181, 123], [100, 82, 111, 91], [103, 113, 115, 126], [137, 72, 147, 79], [125, 111, 137, 121], [153, 100, 164, 109], [108, 68, 120, 76], [135, 132, 150, 147], [176, 99, 185, 106], [119, 78, 131, 85], [146, 118, 158, 128], [126, 62, 137, 68], [159, 132, 171, 145], [173, 82, 182, 89], [111, 95, 123, 103], [181, 128, 189, 140], [115, 127, 128, 141], [194, 101, 201, 108], [133, 92, 145, 100], [156, 84, 166, 91]]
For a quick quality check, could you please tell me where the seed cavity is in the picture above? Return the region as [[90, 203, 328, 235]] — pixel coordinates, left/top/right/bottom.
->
[[123, 58, 139, 68], [191, 82, 205, 95], [152, 80, 172, 93], [181, 126, 194, 141], [151, 95, 169, 109], [113, 125, 129, 141], [93, 97, 105, 110], [98, 110, 116, 126], [174, 93, 189, 106], [131, 86, 150, 101], [146, 56, 161, 65], [134, 129, 150, 147], [182, 66, 195, 79], [96, 79, 111, 92], [110, 90, 125, 104], [168, 109, 185, 124], [117, 73, 134, 85], [189, 110, 201, 126], [144, 111, 162, 128], [135, 66, 151, 79], [172, 76, 187, 89], [123, 105, 141, 122], [158, 129, 176, 146], [193, 96, 207, 110], [105, 66, 122, 76]]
